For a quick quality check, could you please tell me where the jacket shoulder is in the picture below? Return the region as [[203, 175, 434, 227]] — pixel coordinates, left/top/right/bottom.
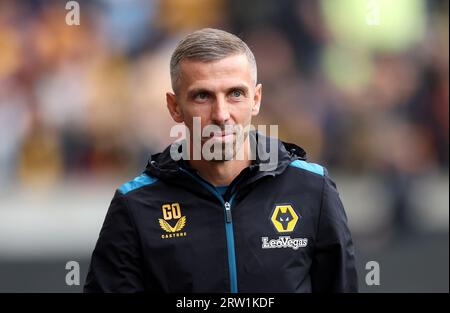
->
[[118, 173, 159, 195], [288, 159, 327, 177]]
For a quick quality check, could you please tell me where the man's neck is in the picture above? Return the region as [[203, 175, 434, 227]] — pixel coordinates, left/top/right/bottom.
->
[[187, 139, 252, 187]]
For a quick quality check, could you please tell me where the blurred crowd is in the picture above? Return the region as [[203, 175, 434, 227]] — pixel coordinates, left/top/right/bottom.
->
[[0, 0, 448, 194]]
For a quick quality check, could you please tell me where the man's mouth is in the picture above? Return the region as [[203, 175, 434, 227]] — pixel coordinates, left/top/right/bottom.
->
[[201, 129, 236, 142], [209, 132, 234, 141], [211, 130, 234, 137]]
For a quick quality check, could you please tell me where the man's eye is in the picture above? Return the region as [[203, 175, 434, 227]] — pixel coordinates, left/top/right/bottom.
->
[[195, 93, 209, 100], [231, 90, 243, 98]]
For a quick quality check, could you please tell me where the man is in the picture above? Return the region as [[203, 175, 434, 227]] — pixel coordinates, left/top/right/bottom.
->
[[84, 28, 358, 293]]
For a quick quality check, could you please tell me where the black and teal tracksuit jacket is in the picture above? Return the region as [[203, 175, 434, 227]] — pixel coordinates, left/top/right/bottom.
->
[[84, 132, 358, 293]]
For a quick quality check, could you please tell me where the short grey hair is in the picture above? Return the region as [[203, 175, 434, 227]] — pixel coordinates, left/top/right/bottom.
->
[[170, 28, 257, 93]]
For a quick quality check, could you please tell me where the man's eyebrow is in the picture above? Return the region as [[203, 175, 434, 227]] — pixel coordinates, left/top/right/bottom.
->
[[187, 88, 213, 98], [186, 85, 250, 98], [226, 85, 249, 94]]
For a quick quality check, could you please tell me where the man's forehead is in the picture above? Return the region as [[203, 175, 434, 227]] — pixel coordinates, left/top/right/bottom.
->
[[178, 54, 252, 85]]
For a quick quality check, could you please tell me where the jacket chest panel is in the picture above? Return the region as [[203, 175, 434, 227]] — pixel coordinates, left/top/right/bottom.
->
[[134, 196, 229, 292]]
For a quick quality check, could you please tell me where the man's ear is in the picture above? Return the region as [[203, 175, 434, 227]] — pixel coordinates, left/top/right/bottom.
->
[[166, 92, 184, 123], [251, 83, 262, 116]]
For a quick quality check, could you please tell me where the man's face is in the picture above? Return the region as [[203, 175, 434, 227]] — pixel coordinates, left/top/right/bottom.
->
[[167, 53, 262, 161]]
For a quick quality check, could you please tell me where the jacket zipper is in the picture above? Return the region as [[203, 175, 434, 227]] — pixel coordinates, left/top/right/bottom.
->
[[224, 201, 232, 223], [180, 168, 239, 293], [223, 194, 237, 293]]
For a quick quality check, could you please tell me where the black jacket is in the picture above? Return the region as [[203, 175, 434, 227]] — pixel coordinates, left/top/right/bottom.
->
[[84, 132, 358, 293]]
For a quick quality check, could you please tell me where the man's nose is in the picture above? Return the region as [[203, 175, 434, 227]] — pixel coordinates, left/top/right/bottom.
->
[[211, 96, 230, 124]]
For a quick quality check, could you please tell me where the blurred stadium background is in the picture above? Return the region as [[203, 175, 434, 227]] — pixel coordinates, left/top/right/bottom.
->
[[0, 0, 448, 292]]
